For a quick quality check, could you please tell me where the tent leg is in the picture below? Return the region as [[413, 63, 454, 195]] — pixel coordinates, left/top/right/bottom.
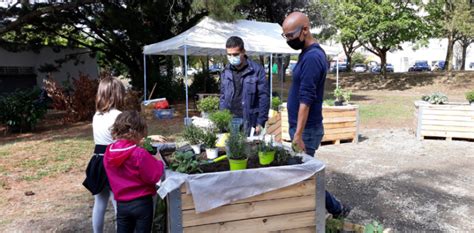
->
[[184, 44, 190, 125], [270, 54, 273, 105], [144, 54, 147, 103]]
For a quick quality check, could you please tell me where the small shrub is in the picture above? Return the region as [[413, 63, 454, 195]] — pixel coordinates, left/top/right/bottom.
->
[[203, 129, 218, 148], [422, 92, 448, 104], [209, 110, 233, 133], [465, 90, 474, 103], [183, 125, 204, 145], [342, 90, 352, 103], [197, 96, 220, 113], [271, 96, 282, 111], [0, 88, 48, 133], [170, 151, 202, 174], [364, 220, 384, 233], [333, 87, 343, 101], [226, 131, 248, 160], [258, 138, 275, 153], [274, 147, 292, 165], [323, 99, 335, 106]]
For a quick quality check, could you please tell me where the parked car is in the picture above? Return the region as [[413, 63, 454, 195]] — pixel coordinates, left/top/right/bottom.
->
[[331, 62, 349, 73], [408, 61, 431, 72], [371, 63, 394, 73], [431, 60, 445, 71], [352, 63, 367, 73]]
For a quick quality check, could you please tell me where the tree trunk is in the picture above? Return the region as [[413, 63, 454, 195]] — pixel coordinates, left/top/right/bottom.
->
[[380, 51, 387, 78], [445, 33, 455, 72], [460, 40, 470, 71]]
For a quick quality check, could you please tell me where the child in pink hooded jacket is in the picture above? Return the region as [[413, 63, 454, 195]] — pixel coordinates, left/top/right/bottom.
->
[[104, 111, 164, 233]]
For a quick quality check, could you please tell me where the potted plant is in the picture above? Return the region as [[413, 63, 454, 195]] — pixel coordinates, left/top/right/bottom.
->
[[183, 125, 204, 154], [466, 90, 474, 105], [257, 138, 276, 165], [269, 96, 282, 117], [170, 151, 202, 174], [197, 96, 220, 118], [209, 110, 233, 147], [226, 131, 248, 170], [421, 92, 448, 104], [203, 129, 219, 159], [333, 87, 344, 106]]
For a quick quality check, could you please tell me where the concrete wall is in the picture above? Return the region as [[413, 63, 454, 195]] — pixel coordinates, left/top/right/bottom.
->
[[0, 47, 99, 89]]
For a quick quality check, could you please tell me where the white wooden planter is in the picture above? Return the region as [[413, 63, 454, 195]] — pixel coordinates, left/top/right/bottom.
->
[[414, 101, 474, 140]]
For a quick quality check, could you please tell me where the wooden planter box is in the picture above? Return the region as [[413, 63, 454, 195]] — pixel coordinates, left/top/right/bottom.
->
[[166, 170, 326, 233], [414, 101, 474, 140], [281, 103, 359, 144], [266, 110, 282, 142]]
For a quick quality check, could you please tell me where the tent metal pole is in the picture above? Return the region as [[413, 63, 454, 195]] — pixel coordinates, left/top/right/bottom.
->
[[336, 59, 339, 89], [270, 54, 273, 106], [144, 54, 147, 103], [184, 44, 189, 124]]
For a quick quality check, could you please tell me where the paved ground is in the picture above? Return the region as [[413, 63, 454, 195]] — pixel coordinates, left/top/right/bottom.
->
[[318, 128, 474, 232]]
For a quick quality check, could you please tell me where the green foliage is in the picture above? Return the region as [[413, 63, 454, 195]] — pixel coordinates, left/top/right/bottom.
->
[[325, 218, 344, 233], [364, 221, 384, 233], [334, 87, 352, 103], [323, 99, 335, 107], [343, 90, 352, 103], [274, 147, 291, 165], [192, 0, 248, 22], [271, 96, 282, 111], [422, 92, 448, 104], [0, 88, 48, 133], [352, 52, 367, 65], [258, 139, 275, 153], [197, 96, 220, 113], [333, 87, 344, 100], [203, 129, 218, 148], [189, 71, 220, 98], [209, 110, 233, 133], [183, 125, 204, 145], [226, 131, 248, 160], [465, 91, 474, 103], [142, 137, 154, 153], [170, 151, 202, 174]]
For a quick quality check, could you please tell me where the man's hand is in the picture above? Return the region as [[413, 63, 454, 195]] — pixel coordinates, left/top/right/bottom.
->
[[292, 133, 305, 153]]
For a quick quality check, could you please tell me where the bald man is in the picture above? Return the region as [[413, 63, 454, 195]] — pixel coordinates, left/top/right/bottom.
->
[[282, 12, 351, 218]]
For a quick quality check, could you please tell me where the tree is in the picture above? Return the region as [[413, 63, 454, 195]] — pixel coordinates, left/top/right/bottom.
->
[[322, 0, 363, 69], [455, 1, 474, 70], [425, 0, 474, 71], [356, 0, 428, 76]]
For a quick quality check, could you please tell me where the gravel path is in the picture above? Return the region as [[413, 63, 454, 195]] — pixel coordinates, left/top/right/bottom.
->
[[318, 128, 474, 232]]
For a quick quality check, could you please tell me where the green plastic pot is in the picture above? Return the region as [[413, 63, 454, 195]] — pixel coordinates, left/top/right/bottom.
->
[[258, 151, 275, 165], [229, 158, 248, 171]]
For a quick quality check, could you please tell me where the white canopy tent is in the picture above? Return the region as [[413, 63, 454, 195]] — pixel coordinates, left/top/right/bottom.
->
[[143, 16, 340, 121]]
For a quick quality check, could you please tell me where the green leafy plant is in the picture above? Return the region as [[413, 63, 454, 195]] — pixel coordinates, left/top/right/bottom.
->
[[226, 131, 248, 160], [323, 99, 335, 106], [333, 87, 344, 101], [197, 96, 220, 113], [274, 147, 292, 165], [209, 109, 233, 133], [326, 218, 344, 233], [343, 90, 352, 103], [364, 221, 384, 233], [271, 96, 282, 111], [422, 92, 448, 104], [203, 129, 218, 148], [465, 90, 474, 103], [170, 151, 202, 174], [0, 88, 48, 133], [183, 125, 204, 145], [258, 138, 275, 153]]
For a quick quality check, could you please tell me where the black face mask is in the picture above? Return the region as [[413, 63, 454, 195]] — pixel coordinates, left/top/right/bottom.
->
[[287, 37, 305, 50]]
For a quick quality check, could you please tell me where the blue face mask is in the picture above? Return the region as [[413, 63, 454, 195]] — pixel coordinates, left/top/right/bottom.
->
[[227, 55, 241, 66]]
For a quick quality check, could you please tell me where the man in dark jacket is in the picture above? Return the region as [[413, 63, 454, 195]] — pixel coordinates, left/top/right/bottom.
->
[[219, 36, 270, 135]]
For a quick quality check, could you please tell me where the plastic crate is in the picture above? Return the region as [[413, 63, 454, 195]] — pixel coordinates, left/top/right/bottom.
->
[[153, 108, 174, 119]]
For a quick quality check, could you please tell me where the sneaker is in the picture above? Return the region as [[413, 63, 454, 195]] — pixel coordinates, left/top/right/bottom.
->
[[333, 204, 352, 219]]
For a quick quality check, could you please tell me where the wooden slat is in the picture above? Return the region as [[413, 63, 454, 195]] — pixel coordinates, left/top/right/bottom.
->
[[181, 178, 316, 210], [182, 195, 316, 227], [322, 110, 356, 118], [422, 125, 474, 132], [324, 127, 356, 135], [322, 117, 357, 123], [183, 211, 316, 233], [422, 109, 474, 116], [274, 226, 315, 233], [324, 122, 356, 129], [322, 132, 356, 141], [422, 115, 474, 122], [420, 130, 474, 139], [422, 120, 474, 127]]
